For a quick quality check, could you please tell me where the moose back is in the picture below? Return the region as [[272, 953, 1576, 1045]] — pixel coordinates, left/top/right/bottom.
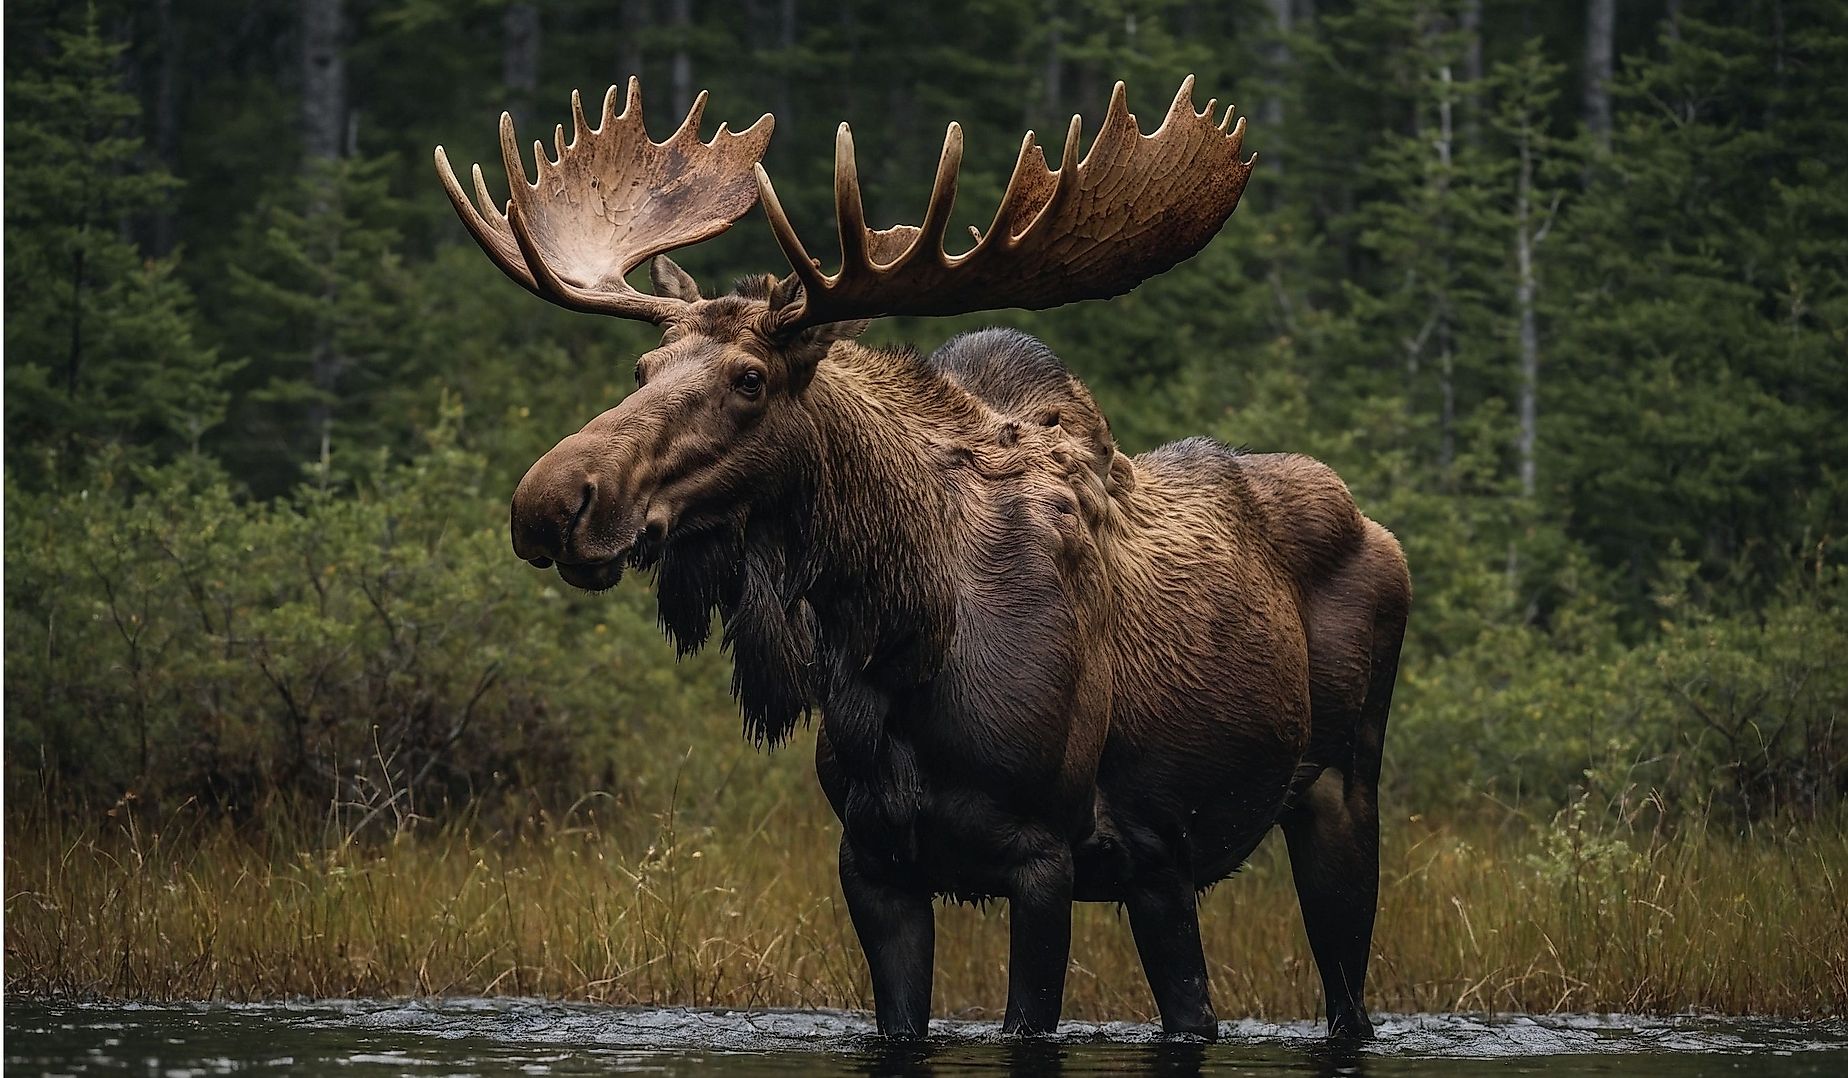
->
[[436, 77, 1411, 1040]]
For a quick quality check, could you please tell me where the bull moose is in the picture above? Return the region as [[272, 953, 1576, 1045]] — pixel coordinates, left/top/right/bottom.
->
[[435, 76, 1410, 1040]]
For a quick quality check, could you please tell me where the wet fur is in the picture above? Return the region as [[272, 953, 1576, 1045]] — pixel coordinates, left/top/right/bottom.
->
[[614, 309, 1410, 1038]]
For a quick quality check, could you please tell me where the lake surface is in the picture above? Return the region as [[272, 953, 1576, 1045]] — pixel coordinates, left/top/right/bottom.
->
[[7, 999, 1846, 1076]]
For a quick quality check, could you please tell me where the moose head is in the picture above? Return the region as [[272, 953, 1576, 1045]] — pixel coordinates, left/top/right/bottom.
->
[[435, 77, 1253, 595]]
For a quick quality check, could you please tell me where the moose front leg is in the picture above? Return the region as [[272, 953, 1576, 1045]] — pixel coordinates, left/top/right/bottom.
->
[[839, 839, 935, 1039], [1003, 849, 1075, 1035]]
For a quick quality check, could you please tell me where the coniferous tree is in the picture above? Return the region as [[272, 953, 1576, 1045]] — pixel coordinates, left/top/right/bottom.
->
[[220, 157, 415, 491], [3, 8, 227, 479]]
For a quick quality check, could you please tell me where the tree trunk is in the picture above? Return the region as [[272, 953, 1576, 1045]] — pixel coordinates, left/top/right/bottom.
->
[[1043, 0, 1064, 125], [1261, 0, 1291, 170], [669, 0, 693, 117], [501, 3, 540, 128], [151, 0, 182, 255], [301, 0, 345, 163], [300, 0, 345, 473], [1515, 119, 1540, 500], [619, 0, 648, 85], [777, 0, 796, 137], [1436, 64, 1456, 481], [1459, 0, 1483, 143], [1583, 0, 1615, 152]]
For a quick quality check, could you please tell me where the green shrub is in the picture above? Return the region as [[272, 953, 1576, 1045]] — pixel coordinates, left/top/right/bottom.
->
[[1391, 560, 1848, 820], [2, 429, 740, 821]]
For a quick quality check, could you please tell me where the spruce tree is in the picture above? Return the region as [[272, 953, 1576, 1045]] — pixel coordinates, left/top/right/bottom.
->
[[3, 7, 227, 480]]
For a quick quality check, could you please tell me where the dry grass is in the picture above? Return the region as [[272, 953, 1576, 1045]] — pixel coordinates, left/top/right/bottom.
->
[[6, 793, 1846, 1019]]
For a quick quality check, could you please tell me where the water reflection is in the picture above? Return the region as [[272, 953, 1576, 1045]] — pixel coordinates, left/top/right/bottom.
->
[[1302, 1039, 1369, 1078], [853, 1036, 1364, 1077], [7, 1001, 1847, 1078]]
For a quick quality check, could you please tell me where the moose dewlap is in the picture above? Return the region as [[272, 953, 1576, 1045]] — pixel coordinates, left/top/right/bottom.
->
[[434, 76, 1410, 1041]]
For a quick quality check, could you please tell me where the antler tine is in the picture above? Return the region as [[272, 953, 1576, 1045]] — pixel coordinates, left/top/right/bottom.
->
[[834, 124, 870, 277], [434, 144, 538, 295], [986, 131, 1053, 248], [434, 79, 774, 324], [570, 89, 592, 141], [671, 90, 710, 143], [754, 164, 827, 292], [619, 75, 641, 122], [469, 162, 494, 218], [915, 122, 965, 257], [1032, 113, 1085, 243], [763, 76, 1255, 332], [1165, 74, 1196, 128]]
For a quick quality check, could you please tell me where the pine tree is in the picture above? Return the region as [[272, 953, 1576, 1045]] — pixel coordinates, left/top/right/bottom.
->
[[1548, 3, 1848, 610], [219, 156, 415, 493], [3, 7, 227, 479]]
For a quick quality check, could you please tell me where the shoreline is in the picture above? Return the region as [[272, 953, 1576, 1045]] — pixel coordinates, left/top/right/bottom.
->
[[7, 803, 1844, 1020]]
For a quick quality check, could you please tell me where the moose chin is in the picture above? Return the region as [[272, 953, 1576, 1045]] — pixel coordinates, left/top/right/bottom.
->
[[436, 75, 1411, 1041]]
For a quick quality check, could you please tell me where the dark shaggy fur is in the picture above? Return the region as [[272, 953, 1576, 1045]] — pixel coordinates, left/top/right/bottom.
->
[[509, 294, 1411, 1042]]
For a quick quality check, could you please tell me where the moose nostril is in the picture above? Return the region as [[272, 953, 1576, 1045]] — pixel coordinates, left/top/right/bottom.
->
[[565, 482, 595, 543]]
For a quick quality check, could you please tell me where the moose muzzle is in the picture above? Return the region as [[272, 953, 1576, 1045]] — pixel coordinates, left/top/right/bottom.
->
[[510, 411, 667, 592]]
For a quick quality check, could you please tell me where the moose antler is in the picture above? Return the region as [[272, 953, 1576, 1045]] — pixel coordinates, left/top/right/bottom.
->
[[434, 77, 773, 323], [755, 77, 1254, 332]]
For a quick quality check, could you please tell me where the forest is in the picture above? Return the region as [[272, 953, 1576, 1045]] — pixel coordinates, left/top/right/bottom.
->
[[4, 0, 1846, 1015]]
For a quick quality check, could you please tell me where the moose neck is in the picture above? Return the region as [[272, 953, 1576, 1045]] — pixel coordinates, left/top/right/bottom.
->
[[796, 340, 970, 675], [655, 339, 971, 751]]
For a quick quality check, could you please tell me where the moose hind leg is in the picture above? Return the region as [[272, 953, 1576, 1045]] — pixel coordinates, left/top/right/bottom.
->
[[1282, 767, 1380, 1040], [839, 839, 935, 1039], [1126, 863, 1218, 1038], [1289, 541, 1404, 1040], [1002, 849, 1075, 1035]]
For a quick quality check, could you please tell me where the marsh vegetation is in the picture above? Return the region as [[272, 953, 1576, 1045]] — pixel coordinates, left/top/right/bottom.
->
[[5, 0, 1846, 1026], [9, 789, 1846, 1018]]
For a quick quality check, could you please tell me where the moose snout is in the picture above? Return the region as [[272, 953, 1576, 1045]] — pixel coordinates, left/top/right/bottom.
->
[[510, 465, 596, 565]]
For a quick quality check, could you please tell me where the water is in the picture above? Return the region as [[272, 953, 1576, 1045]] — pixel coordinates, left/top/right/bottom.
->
[[7, 1000, 1846, 1076]]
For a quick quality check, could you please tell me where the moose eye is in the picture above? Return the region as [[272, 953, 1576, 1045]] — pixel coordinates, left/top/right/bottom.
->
[[734, 369, 765, 399]]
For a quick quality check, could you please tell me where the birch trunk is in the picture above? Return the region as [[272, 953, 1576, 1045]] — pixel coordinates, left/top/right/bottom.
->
[[1436, 64, 1456, 480], [1515, 116, 1540, 499]]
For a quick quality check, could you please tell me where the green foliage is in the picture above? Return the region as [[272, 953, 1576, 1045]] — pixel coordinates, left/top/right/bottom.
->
[[1395, 556, 1848, 819], [2, 423, 739, 818], [216, 157, 420, 492], [3, 7, 227, 475], [1547, 3, 1848, 609], [2, 0, 1845, 823]]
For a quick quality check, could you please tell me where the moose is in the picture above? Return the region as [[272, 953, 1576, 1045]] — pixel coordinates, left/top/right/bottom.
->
[[436, 76, 1410, 1040]]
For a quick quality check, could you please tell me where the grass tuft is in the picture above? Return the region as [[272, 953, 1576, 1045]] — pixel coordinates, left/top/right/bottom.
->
[[6, 795, 1845, 1018]]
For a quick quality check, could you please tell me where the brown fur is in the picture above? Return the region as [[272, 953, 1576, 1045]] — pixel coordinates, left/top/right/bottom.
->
[[509, 278, 1411, 1040]]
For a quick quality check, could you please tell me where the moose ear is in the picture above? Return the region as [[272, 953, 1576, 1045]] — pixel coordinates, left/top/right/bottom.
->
[[768, 271, 804, 315], [650, 255, 702, 302], [768, 273, 868, 348]]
